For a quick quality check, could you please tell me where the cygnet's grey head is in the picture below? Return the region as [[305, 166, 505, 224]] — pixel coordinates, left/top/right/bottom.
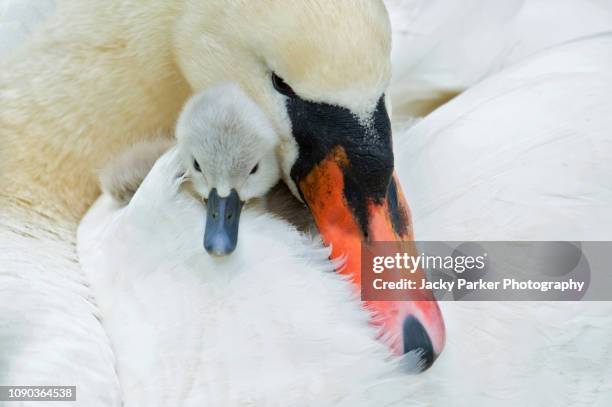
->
[[176, 82, 280, 201], [176, 82, 280, 256]]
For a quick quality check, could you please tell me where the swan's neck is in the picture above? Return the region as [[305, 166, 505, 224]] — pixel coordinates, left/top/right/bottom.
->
[[0, 0, 191, 223]]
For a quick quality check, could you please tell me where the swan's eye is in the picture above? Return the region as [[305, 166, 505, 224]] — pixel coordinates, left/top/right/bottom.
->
[[271, 73, 296, 97], [250, 164, 259, 175], [193, 159, 201, 172]]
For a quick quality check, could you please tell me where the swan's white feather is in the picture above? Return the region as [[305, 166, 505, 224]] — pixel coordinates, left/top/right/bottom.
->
[[396, 34, 612, 241], [0, 212, 122, 406], [385, 0, 612, 116], [77, 149, 423, 406], [393, 33, 612, 405]]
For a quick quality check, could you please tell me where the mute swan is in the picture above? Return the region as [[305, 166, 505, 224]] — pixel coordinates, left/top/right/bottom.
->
[[3, 0, 612, 405], [0, 0, 445, 383]]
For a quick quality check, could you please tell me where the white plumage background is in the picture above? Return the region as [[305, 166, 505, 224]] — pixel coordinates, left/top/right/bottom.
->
[[2, 1, 612, 406]]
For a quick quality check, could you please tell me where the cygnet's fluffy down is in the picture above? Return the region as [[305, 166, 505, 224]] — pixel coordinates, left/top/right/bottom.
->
[[99, 83, 312, 230], [99, 138, 174, 206]]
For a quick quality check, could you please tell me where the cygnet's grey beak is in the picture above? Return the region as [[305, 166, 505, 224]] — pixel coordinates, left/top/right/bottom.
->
[[204, 188, 243, 256]]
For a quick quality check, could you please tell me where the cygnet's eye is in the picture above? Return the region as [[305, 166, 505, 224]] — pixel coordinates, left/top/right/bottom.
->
[[193, 159, 201, 172], [271, 73, 296, 97], [250, 163, 259, 175]]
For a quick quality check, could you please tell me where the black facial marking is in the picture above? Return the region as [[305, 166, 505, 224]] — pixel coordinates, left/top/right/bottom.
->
[[272, 73, 296, 97], [387, 177, 410, 237], [287, 95, 393, 237]]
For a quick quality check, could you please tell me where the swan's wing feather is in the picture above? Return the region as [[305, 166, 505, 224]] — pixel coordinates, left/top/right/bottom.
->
[[78, 149, 414, 406], [396, 34, 612, 241], [385, 0, 612, 116], [387, 34, 612, 405]]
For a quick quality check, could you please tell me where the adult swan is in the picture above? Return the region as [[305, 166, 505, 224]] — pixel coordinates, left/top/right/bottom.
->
[[0, 0, 443, 404]]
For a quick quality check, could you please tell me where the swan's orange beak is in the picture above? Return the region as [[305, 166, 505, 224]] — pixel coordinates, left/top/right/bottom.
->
[[288, 96, 445, 369]]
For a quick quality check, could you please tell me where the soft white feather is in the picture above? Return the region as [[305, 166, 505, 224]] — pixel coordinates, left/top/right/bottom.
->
[[0, 212, 122, 406], [78, 149, 420, 407], [395, 34, 612, 241], [391, 33, 612, 406], [385, 0, 612, 117]]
